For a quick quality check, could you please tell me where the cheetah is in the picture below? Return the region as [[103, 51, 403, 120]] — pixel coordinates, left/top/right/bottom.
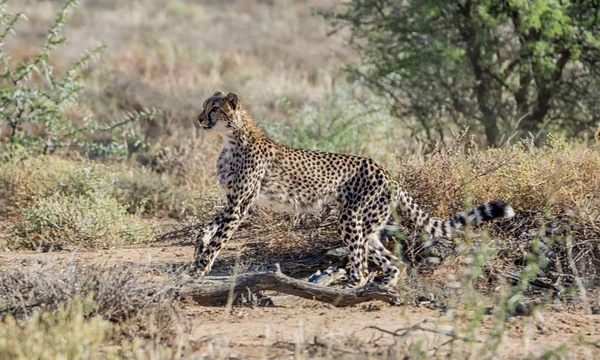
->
[[193, 91, 515, 287]]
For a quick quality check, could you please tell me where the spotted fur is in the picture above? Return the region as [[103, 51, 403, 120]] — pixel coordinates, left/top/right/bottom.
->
[[193, 91, 515, 287]]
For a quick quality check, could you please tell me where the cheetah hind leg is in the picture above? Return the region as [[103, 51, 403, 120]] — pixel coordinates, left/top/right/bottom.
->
[[338, 212, 369, 288], [367, 234, 401, 287]]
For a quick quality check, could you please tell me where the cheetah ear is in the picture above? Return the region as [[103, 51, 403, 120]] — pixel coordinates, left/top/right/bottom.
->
[[213, 91, 224, 97], [226, 92, 240, 110]]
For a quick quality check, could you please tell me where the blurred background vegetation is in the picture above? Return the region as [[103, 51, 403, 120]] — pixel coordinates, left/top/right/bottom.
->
[[1, 0, 598, 157]]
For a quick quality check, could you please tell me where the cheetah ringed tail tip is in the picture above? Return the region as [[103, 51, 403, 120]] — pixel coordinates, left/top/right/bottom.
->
[[501, 201, 515, 219], [396, 186, 514, 238], [441, 199, 514, 235], [468, 199, 515, 225]]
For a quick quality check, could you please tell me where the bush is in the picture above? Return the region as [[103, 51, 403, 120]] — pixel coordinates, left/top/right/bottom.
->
[[0, 281, 180, 359], [12, 190, 151, 250], [321, 1, 600, 146], [113, 159, 203, 218], [397, 136, 600, 290], [261, 88, 405, 158], [0, 150, 153, 250], [398, 135, 600, 221], [0, 263, 184, 342], [0, 146, 200, 219], [0, 147, 111, 212]]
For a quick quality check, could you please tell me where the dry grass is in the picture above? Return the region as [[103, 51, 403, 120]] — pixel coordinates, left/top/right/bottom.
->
[[0, 148, 212, 249], [0, 296, 109, 360], [397, 136, 600, 221], [0, 261, 187, 359]]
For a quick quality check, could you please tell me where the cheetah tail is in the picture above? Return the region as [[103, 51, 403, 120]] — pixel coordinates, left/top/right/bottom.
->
[[396, 188, 515, 238]]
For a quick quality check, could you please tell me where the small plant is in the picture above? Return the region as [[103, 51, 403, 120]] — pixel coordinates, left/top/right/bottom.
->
[[13, 190, 151, 250], [113, 168, 198, 217], [0, 147, 200, 218], [0, 263, 184, 344], [0, 0, 157, 155]]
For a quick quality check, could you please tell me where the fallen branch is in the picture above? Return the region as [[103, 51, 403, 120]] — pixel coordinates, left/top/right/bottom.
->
[[177, 266, 400, 307], [280, 246, 349, 277], [155, 223, 203, 243], [269, 267, 348, 307]]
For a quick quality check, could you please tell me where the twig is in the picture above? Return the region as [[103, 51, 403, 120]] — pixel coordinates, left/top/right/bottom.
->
[[566, 237, 592, 315], [431, 338, 455, 356], [367, 320, 483, 354]]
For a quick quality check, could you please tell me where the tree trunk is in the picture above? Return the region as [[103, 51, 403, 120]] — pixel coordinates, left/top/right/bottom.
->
[[458, 0, 501, 146], [482, 112, 499, 146], [520, 51, 571, 142]]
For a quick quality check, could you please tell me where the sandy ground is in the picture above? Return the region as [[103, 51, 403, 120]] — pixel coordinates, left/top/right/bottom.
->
[[1, 242, 599, 359]]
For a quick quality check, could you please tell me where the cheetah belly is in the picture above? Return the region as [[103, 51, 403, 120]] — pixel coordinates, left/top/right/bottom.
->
[[255, 181, 335, 214], [255, 192, 334, 213]]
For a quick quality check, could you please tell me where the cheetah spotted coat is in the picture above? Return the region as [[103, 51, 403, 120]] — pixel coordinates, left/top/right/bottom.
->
[[193, 91, 515, 287]]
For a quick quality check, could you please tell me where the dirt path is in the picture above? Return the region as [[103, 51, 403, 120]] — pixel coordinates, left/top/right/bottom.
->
[[185, 303, 599, 359]]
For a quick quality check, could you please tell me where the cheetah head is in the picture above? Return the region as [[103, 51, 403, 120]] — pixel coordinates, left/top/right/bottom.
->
[[197, 91, 240, 134]]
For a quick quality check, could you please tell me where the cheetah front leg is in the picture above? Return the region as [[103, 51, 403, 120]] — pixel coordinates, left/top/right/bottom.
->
[[192, 171, 262, 277], [192, 197, 256, 276], [193, 219, 221, 260], [192, 211, 240, 276]]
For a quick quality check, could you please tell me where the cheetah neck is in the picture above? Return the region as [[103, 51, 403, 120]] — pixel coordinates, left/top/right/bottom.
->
[[220, 108, 267, 147]]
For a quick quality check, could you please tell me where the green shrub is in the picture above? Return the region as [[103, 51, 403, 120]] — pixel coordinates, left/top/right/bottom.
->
[[321, 0, 600, 146], [12, 191, 151, 250], [0, 148, 110, 212], [0, 147, 198, 219], [113, 166, 198, 218]]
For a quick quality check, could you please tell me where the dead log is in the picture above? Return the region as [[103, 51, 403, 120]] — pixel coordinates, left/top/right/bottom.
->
[[269, 267, 347, 307], [177, 267, 401, 307]]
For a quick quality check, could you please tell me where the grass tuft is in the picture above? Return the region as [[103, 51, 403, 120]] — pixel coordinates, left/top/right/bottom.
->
[[0, 296, 108, 360]]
